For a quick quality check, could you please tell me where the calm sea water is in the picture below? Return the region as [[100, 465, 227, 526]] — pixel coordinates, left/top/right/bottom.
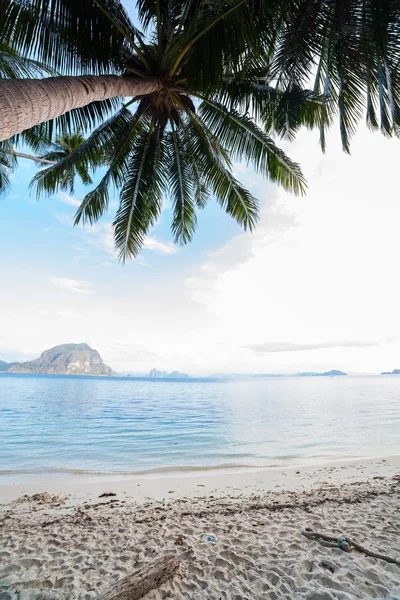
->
[[1, 374, 399, 475]]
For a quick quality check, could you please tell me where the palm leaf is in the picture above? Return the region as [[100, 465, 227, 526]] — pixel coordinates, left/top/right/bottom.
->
[[182, 111, 259, 231], [1, 0, 131, 75], [74, 109, 147, 225], [166, 0, 262, 90], [191, 162, 210, 209], [198, 97, 306, 194], [113, 119, 167, 260], [217, 79, 327, 139], [0, 41, 56, 78], [168, 126, 197, 244], [274, 0, 400, 149], [30, 107, 134, 197], [0, 142, 17, 195]]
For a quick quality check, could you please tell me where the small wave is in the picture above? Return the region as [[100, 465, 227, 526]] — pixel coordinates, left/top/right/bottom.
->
[[0, 462, 279, 477]]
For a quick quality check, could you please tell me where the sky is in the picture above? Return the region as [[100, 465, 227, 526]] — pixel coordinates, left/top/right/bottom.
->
[[1, 119, 400, 376]]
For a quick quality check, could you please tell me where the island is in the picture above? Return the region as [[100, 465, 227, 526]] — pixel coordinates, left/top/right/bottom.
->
[[294, 370, 348, 377], [381, 369, 400, 375], [7, 343, 118, 376], [255, 369, 348, 378], [148, 368, 189, 379]]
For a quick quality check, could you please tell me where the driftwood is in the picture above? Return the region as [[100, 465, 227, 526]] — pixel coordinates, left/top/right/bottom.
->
[[302, 528, 400, 567], [97, 555, 180, 600]]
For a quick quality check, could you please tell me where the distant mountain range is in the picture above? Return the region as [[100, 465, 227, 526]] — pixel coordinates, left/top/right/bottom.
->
[[294, 370, 347, 377], [2, 351, 397, 378], [7, 344, 118, 376], [148, 368, 189, 379], [0, 360, 20, 372], [226, 369, 348, 379]]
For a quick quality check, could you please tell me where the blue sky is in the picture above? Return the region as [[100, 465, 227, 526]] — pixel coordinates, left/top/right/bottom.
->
[[0, 150, 268, 372], [2, 121, 400, 376], [2, 2, 400, 375]]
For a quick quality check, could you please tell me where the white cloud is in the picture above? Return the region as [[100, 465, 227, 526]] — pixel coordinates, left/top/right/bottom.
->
[[54, 212, 74, 226], [143, 236, 177, 255], [50, 277, 94, 294], [94, 340, 160, 368], [184, 124, 400, 373], [83, 222, 177, 258], [245, 339, 393, 353], [57, 191, 81, 207]]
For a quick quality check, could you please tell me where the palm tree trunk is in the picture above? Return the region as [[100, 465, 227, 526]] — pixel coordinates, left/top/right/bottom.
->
[[5, 150, 56, 165], [0, 75, 162, 141]]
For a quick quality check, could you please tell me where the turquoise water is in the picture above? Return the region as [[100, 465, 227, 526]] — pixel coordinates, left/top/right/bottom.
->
[[1, 374, 400, 475]]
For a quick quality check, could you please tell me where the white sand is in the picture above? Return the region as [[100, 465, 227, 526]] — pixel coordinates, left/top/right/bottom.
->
[[0, 456, 399, 599]]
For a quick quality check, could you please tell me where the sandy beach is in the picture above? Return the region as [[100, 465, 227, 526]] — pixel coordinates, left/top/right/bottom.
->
[[1, 456, 400, 599]]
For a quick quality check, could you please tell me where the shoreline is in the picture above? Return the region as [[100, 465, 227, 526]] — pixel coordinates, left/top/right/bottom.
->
[[1, 454, 399, 506]]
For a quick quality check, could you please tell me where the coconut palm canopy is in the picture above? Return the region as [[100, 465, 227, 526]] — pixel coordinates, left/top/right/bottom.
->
[[1, 0, 400, 260], [31, 128, 97, 194]]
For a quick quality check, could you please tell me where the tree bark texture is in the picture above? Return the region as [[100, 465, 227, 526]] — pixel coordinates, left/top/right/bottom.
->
[[0, 75, 162, 141]]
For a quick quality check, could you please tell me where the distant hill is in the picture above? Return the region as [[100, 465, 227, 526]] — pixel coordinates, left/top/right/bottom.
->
[[381, 369, 400, 375], [295, 370, 348, 377], [215, 370, 348, 379], [8, 343, 118, 376], [148, 368, 189, 379], [255, 369, 347, 378], [0, 360, 20, 372]]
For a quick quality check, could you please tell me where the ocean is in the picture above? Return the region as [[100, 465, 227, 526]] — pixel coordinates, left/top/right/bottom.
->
[[1, 373, 399, 476]]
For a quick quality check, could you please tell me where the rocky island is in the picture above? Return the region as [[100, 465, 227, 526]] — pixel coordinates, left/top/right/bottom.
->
[[7, 343, 118, 376], [148, 368, 189, 379], [255, 369, 348, 378], [295, 369, 347, 377]]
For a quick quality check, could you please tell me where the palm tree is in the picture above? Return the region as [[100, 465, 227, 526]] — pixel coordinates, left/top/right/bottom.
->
[[1, 1, 399, 259], [31, 128, 96, 195], [1, 128, 98, 195]]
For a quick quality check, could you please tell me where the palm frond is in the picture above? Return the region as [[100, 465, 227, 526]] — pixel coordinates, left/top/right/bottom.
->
[[0, 142, 17, 195], [30, 126, 95, 193], [273, 0, 400, 149], [113, 119, 167, 261], [168, 126, 197, 244], [137, 0, 176, 38], [191, 162, 211, 209], [30, 107, 134, 198], [337, 67, 365, 154], [0, 41, 56, 78], [366, 83, 379, 130], [182, 111, 259, 231], [74, 110, 147, 225], [198, 97, 306, 194], [217, 80, 328, 139], [166, 0, 262, 90], [1, 0, 132, 75]]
